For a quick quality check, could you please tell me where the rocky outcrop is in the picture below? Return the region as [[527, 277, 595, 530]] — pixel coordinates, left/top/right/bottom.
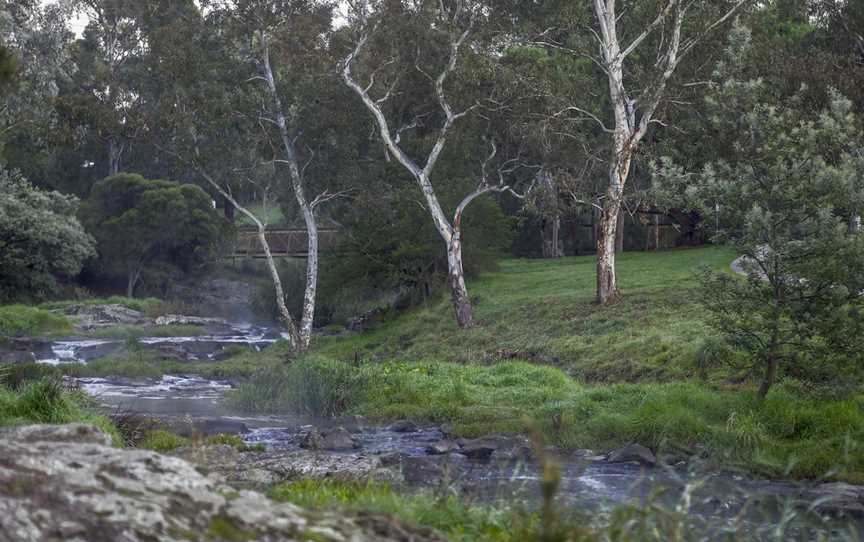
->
[[64, 304, 148, 330], [300, 427, 360, 451], [155, 315, 230, 327], [0, 424, 443, 542]]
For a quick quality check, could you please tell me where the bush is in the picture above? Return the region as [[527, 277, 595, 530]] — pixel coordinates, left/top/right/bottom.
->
[[0, 168, 95, 302]]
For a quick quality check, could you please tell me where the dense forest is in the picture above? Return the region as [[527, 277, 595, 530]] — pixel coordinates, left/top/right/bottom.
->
[[2, 1, 864, 540]]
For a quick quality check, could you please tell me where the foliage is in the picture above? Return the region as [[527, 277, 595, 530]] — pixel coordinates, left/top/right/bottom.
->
[[0, 305, 71, 338], [654, 26, 864, 397], [0, 169, 96, 302], [80, 173, 224, 297]]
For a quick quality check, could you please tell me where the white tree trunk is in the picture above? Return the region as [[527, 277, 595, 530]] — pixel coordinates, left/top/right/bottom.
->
[[196, 168, 302, 350], [447, 234, 473, 328], [108, 137, 122, 176], [590, 0, 743, 304], [342, 17, 482, 329], [261, 31, 318, 351]]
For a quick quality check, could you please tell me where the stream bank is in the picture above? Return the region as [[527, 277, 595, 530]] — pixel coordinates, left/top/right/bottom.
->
[[3, 305, 863, 539]]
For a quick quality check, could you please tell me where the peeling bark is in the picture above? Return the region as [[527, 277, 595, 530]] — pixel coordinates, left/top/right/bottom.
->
[[342, 6, 498, 329], [260, 31, 318, 351], [590, 0, 745, 304]]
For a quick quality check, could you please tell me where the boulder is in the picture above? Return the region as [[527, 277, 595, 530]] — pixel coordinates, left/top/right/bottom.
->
[[321, 427, 360, 451], [459, 435, 532, 462], [0, 423, 441, 541], [300, 427, 359, 451], [300, 428, 324, 450], [389, 420, 419, 433], [606, 444, 657, 466], [67, 304, 147, 329], [0, 350, 36, 364], [459, 439, 497, 460]]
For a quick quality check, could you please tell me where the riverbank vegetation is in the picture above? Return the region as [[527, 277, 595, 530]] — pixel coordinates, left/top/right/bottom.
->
[[0, 377, 120, 444], [219, 248, 864, 481]]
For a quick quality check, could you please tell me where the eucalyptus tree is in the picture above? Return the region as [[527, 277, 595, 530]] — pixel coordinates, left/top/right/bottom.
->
[[0, 0, 74, 153], [148, 0, 340, 352], [582, 0, 748, 304], [342, 0, 527, 328], [63, 0, 147, 176]]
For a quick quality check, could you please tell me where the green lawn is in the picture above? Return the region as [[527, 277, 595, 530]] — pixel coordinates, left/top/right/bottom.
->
[[316, 247, 735, 382]]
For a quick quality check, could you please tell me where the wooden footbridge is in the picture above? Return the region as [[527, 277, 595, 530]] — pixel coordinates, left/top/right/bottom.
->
[[231, 227, 343, 258]]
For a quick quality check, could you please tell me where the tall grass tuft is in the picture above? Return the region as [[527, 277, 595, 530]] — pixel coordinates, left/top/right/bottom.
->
[[227, 356, 369, 417]]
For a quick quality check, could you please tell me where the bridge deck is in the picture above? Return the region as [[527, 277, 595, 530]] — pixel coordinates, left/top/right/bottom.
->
[[231, 228, 342, 258]]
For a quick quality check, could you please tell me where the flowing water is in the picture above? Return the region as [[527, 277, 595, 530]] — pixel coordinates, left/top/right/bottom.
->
[[32, 324, 864, 539]]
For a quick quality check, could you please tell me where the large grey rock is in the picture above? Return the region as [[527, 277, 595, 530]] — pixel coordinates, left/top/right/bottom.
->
[[300, 427, 359, 451], [0, 423, 442, 542], [606, 444, 657, 466], [321, 427, 360, 451], [66, 304, 148, 329]]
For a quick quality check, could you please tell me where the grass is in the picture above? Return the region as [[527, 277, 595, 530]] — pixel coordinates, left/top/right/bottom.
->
[[268, 477, 857, 541], [0, 305, 72, 338], [314, 247, 735, 382], [235, 203, 286, 228], [0, 378, 122, 445], [139, 429, 266, 453], [268, 480, 526, 541], [64, 339, 292, 381]]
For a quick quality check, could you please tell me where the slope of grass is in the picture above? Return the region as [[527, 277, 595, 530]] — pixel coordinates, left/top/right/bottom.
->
[[0, 305, 72, 338], [0, 378, 122, 445], [315, 247, 735, 382]]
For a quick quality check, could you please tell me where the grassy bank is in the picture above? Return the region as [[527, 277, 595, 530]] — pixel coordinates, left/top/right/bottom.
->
[[268, 479, 856, 542], [315, 247, 735, 382], [0, 305, 72, 338], [0, 377, 121, 444], [230, 357, 864, 480], [224, 247, 864, 481]]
